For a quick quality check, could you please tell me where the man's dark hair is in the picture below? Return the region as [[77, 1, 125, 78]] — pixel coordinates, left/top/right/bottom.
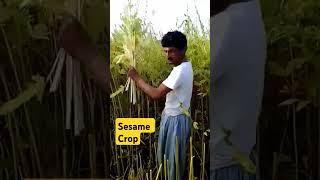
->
[[161, 31, 187, 50]]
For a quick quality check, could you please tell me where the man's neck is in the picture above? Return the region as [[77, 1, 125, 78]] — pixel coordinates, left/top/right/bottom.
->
[[174, 59, 187, 66]]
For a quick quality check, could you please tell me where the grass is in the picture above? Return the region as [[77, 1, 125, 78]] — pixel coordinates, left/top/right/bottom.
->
[[259, 0, 320, 179], [0, 0, 110, 178]]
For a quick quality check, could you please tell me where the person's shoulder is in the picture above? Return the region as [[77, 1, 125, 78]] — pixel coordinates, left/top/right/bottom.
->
[[183, 61, 193, 69], [179, 61, 193, 75]]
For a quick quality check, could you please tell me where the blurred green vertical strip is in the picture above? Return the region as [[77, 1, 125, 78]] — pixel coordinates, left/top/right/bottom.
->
[[318, 86, 320, 180], [0, 68, 19, 180], [0, 0, 112, 178], [88, 133, 96, 177], [259, 0, 320, 178], [1, 25, 43, 177], [99, 90, 110, 178]]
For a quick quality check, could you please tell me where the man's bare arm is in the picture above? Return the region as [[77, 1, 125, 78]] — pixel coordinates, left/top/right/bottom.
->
[[136, 78, 171, 100], [128, 67, 171, 99]]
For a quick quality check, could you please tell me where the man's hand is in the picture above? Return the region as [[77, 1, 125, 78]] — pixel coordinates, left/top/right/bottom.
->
[[127, 66, 140, 81]]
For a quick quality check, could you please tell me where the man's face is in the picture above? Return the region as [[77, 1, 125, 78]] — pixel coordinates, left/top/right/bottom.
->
[[163, 47, 185, 66]]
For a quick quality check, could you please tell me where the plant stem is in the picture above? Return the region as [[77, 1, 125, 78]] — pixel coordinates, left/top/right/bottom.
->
[[1, 26, 42, 177], [318, 87, 320, 180], [289, 40, 298, 180]]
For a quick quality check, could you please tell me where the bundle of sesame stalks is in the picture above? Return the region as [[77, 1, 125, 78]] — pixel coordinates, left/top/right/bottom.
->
[[124, 45, 137, 105], [113, 8, 142, 105], [47, 0, 84, 135], [123, 17, 139, 105]]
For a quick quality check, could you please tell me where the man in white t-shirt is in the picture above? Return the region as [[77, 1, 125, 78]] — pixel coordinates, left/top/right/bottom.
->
[[128, 31, 193, 180]]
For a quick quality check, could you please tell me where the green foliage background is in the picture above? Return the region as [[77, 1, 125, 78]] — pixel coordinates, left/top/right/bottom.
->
[[259, 0, 320, 179]]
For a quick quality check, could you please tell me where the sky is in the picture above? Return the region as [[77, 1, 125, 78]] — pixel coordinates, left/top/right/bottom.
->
[[110, 0, 210, 37]]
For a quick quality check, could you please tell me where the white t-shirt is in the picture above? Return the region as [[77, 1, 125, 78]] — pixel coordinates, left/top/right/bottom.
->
[[162, 61, 193, 116], [210, 0, 266, 170]]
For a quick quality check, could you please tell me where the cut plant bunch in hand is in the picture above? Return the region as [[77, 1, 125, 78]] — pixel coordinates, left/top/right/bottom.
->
[[111, 7, 143, 105], [47, 0, 110, 135], [47, 0, 85, 136]]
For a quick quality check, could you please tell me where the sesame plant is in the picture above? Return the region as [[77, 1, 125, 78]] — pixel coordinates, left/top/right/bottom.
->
[[259, 0, 320, 179]]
